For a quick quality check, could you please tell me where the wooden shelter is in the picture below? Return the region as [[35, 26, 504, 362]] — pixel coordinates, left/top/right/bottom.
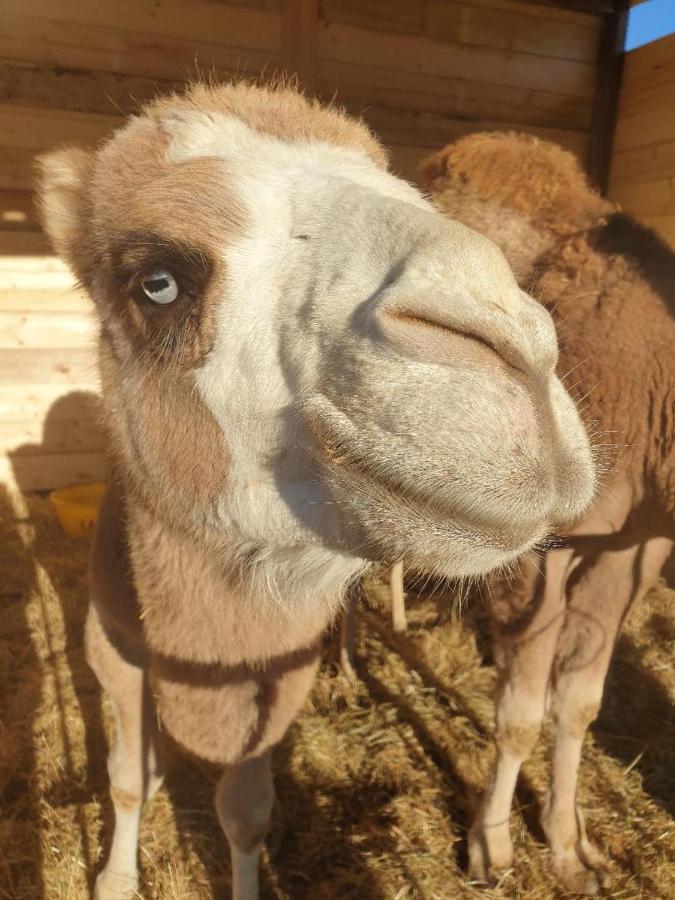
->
[[1, 0, 668, 491]]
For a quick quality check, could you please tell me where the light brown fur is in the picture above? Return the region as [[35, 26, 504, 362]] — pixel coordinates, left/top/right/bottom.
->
[[35, 79, 597, 900], [422, 132, 675, 893]]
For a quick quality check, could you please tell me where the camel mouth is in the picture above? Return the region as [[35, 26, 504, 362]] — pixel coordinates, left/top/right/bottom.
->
[[306, 410, 550, 576], [342, 465, 548, 576]]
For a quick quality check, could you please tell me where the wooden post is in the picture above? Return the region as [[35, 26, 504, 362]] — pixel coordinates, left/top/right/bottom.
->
[[390, 560, 407, 633], [281, 0, 318, 95], [588, 0, 630, 193]]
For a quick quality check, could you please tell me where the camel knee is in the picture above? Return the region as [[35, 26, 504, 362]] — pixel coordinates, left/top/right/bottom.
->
[[496, 721, 541, 758], [552, 667, 604, 739], [107, 736, 163, 807], [215, 754, 275, 853], [495, 683, 546, 759], [554, 697, 601, 740]]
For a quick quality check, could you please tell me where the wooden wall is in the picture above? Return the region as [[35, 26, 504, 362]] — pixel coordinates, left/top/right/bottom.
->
[[608, 32, 675, 248], [0, 0, 609, 491]]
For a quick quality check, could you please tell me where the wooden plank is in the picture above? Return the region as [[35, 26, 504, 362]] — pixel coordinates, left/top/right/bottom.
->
[[614, 109, 675, 153], [0, 231, 51, 255], [426, 0, 602, 63], [0, 311, 97, 349], [0, 348, 98, 384], [611, 177, 675, 217], [0, 1, 281, 53], [282, 0, 319, 92], [0, 416, 104, 455], [512, 0, 613, 13], [0, 104, 121, 151], [361, 106, 588, 160], [0, 146, 38, 191], [319, 0, 425, 35], [610, 140, 675, 185], [0, 288, 91, 312], [0, 253, 67, 272], [318, 22, 598, 98], [319, 61, 592, 130], [608, 35, 675, 211], [228, 0, 282, 9], [612, 36, 675, 154], [321, 0, 604, 39], [0, 273, 77, 293], [465, 0, 604, 27], [0, 190, 38, 230], [0, 450, 107, 492], [618, 79, 675, 121], [0, 13, 280, 82], [0, 63, 181, 117], [0, 383, 100, 423]]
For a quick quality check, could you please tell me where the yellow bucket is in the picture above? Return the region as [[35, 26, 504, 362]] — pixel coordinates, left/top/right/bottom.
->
[[49, 482, 107, 539]]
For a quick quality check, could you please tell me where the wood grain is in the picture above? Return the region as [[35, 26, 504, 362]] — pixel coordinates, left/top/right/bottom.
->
[[0, 348, 98, 385], [608, 33, 675, 248], [0, 311, 96, 349], [319, 22, 597, 98]]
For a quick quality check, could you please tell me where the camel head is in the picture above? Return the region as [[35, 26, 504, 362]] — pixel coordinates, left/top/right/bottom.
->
[[37, 83, 595, 588]]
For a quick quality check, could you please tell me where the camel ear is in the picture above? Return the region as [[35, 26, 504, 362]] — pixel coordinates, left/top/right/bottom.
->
[[34, 146, 94, 268], [418, 147, 451, 189]]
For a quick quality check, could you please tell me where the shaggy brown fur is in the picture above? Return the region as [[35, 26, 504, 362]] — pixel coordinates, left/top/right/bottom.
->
[[422, 132, 675, 893]]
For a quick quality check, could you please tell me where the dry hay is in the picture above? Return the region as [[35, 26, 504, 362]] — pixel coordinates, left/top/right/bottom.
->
[[1, 484, 673, 899]]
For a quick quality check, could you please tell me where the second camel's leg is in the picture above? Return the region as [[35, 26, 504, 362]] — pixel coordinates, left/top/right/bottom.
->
[[543, 536, 673, 894], [469, 548, 574, 882]]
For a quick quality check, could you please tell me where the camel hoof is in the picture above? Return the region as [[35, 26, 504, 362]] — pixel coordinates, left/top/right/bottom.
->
[[551, 855, 603, 895], [468, 822, 513, 885], [93, 868, 139, 900]]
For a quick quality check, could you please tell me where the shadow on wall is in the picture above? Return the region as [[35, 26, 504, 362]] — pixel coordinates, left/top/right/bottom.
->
[[7, 390, 106, 494]]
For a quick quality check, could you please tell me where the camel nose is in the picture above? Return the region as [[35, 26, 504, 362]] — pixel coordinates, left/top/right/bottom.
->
[[374, 286, 558, 379]]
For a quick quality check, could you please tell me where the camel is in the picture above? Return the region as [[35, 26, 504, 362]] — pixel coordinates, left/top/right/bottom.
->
[[420, 132, 675, 894], [36, 82, 596, 900]]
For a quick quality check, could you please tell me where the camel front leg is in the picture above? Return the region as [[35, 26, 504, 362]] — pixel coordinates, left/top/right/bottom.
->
[[86, 603, 165, 900], [469, 548, 573, 883], [543, 536, 673, 894], [151, 638, 323, 900], [215, 751, 275, 900]]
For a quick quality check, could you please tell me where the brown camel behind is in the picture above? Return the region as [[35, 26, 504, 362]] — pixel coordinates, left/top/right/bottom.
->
[[420, 133, 675, 894]]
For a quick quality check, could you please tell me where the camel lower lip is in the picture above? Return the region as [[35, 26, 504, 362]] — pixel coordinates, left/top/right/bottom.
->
[[330, 467, 547, 576]]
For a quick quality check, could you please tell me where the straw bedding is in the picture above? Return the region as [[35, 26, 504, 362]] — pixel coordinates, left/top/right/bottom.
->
[[1, 486, 673, 899]]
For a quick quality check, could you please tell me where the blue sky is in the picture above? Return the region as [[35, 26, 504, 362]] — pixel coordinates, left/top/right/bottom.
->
[[625, 0, 675, 51]]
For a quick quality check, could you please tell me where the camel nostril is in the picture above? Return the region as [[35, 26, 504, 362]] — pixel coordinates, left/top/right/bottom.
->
[[379, 307, 514, 372]]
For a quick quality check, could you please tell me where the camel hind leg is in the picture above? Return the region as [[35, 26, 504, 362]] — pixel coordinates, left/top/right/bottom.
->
[[469, 548, 574, 883], [543, 535, 673, 894]]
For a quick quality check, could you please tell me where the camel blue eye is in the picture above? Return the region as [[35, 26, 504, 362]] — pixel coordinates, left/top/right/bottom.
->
[[141, 269, 179, 304]]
